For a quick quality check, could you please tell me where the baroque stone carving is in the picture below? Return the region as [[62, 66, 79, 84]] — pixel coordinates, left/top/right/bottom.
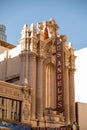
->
[[38, 18, 59, 38], [64, 53, 70, 68], [22, 87, 31, 101], [23, 104, 30, 120]]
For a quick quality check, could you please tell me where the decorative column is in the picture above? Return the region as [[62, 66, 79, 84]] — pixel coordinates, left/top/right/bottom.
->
[[64, 59, 70, 124], [19, 24, 30, 86], [29, 23, 38, 120], [20, 53, 26, 85], [20, 51, 30, 87], [62, 37, 70, 124], [69, 43, 76, 123], [29, 55, 37, 119], [36, 57, 44, 120]]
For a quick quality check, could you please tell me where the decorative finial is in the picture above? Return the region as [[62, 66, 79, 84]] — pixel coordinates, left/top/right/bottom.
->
[[30, 23, 36, 31], [21, 24, 29, 38], [30, 23, 37, 38], [23, 24, 28, 30]]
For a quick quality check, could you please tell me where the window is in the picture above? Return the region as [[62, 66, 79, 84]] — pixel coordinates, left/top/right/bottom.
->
[[0, 97, 21, 122]]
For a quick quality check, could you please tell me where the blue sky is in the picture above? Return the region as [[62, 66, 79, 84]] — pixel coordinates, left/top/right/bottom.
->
[[0, 0, 87, 50]]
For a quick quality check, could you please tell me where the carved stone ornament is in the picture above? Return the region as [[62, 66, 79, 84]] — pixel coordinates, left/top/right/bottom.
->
[[64, 53, 70, 68], [70, 55, 76, 70], [22, 87, 31, 101], [38, 18, 59, 38], [23, 104, 30, 120]]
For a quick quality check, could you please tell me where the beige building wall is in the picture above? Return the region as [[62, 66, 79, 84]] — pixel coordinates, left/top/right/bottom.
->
[[0, 44, 21, 84], [76, 102, 87, 130]]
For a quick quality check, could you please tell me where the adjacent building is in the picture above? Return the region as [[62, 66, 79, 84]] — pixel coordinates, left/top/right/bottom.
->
[[0, 24, 7, 42], [75, 48, 87, 130], [75, 47, 87, 103], [0, 19, 78, 129], [76, 102, 87, 130]]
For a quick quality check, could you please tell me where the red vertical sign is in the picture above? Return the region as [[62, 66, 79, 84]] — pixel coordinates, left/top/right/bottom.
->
[[56, 37, 63, 112]]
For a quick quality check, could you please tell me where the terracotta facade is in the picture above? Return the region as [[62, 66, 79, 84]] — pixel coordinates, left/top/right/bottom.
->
[[0, 19, 77, 129]]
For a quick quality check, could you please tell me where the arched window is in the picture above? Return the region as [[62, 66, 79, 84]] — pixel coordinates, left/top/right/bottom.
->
[[44, 63, 56, 109]]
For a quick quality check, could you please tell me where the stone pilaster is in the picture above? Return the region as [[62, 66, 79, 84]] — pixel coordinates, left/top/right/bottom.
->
[[63, 52, 70, 124], [50, 63, 56, 109], [69, 69, 76, 123], [19, 23, 30, 86], [36, 57, 44, 120], [20, 51, 30, 87], [69, 43, 76, 123], [64, 66, 70, 124], [25, 51, 29, 86], [60, 35, 70, 124], [20, 53, 26, 85], [29, 55, 37, 119]]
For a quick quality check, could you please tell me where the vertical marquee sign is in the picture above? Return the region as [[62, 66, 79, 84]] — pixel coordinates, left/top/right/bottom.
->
[[56, 36, 63, 112]]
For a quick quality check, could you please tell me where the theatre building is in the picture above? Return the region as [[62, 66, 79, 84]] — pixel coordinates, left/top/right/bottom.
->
[[0, 19, 79, 130]]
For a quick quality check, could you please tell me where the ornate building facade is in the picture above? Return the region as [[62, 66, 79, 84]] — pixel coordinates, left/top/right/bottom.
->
[[0, 18, 78, 129]]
